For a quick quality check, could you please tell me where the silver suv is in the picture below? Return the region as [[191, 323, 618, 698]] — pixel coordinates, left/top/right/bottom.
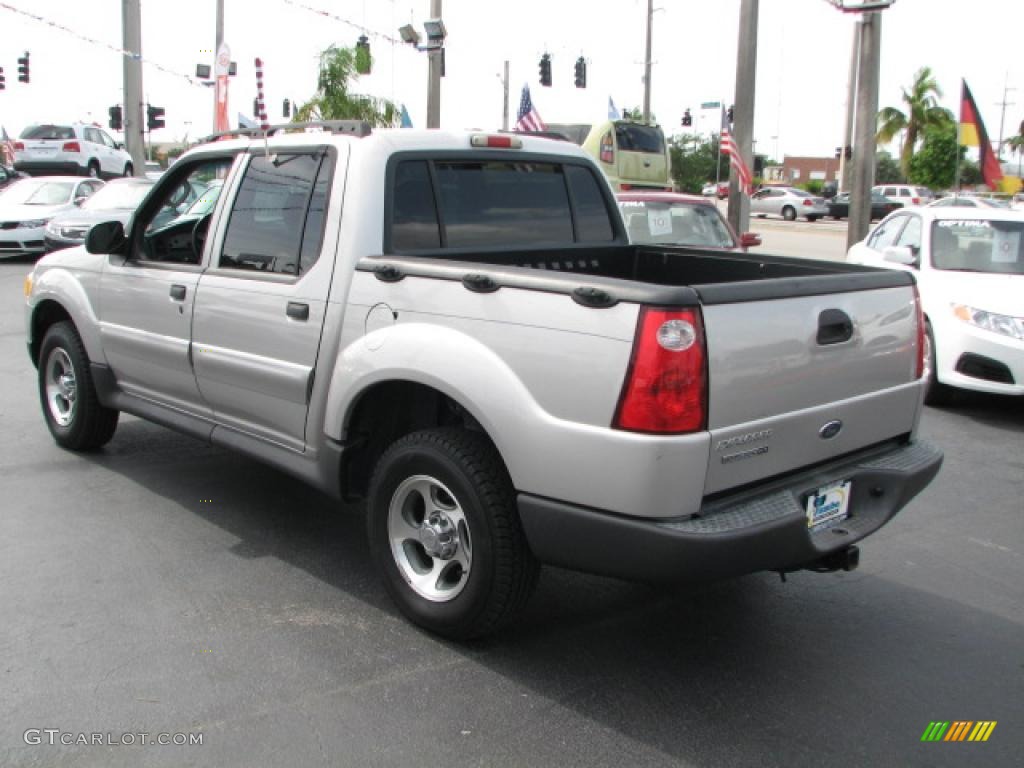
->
[[14, 123, 134, 179]]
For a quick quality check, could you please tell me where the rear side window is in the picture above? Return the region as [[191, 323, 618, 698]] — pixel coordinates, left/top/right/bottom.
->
[[220, 152, 331, 275], [392, 161, 441, 251], [565, 165, 613, 242], [613, 123, 665, 154]]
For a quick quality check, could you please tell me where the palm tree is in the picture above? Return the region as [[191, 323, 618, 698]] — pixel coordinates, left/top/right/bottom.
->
[[876, 67, 954, 178], [294, 45, 398, 128]]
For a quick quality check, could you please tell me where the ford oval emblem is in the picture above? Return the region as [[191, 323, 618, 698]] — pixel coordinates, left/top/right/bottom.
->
[[819, 420, 843, 440]]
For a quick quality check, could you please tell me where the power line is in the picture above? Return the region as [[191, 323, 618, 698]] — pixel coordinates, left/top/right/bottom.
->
[[280, 0, 406, 46]]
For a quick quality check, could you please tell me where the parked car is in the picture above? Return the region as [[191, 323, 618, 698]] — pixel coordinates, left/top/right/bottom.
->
[[0, 176, 103, 257], [827, 191, 901, 221], [13, 123, 134, 179], [847, 207, 1023, 404], [0, 163, 29, 192], [44, 177, 156, 252], [24, 126, 941, 638], [617, 191, 760, 250], [750, 186, 828, 221], [928, 195, 1011, 209], [872, 184, 934, 207]]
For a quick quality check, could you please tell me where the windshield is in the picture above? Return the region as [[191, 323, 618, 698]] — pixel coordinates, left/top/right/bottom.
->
[[931, 219, 1024, 274], [20, 124, 76, 141], [2, 179, 75, 205], [619, 200, 736, 248], [82, 182, 152, 211], [184, 182, 223, 216], [614, 122, 665, 154]]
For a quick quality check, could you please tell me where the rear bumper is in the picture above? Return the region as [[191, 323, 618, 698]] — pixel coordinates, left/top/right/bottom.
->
[[518, 439, 942, 583], [14, 160, 84, 176]]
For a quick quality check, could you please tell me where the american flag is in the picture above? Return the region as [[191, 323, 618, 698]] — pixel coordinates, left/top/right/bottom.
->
[[1, 126, 15, 165], [720, 128, 753, 195], [515, 84, 545, 132]]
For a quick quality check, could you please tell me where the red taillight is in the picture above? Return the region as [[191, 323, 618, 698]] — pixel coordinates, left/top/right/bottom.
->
[[911, 197, 920, 205], [13, 141, 24, 151], [620, 183, 633, 191], [803, 199, 813, 206], [614, 307, 707, 434], [913, 284, 925, 379], [62, 141, 81, 152]]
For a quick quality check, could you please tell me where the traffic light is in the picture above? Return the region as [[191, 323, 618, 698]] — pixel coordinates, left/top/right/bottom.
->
[[0, 67, 5, 91], [727, 104, 734, 123], [146, 104, 165, 131], [835, 146, 842, 160], [17, 52, 29, 84], [681, 108, 692, 127], [845, 145, 852, 160], [574, 57, 586, 88], [283, 98, 291, 118], [253, 98, 260, 118], [355, 35, 371, 75], [539, 53, 551, 87], [109, 105, 123, 132]]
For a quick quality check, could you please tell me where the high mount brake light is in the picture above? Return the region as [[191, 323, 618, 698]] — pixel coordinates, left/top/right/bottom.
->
[[470, 134, 522, 149], [614, 307, 707, 434]]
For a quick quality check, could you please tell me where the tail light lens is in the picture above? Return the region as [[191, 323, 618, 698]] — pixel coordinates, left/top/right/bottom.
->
[[620, 183, 633, 191], [911, 197, 920, 205], [599, 132, 614, 164], [802, 199, 813, 206], [614, 307, 707, 434], [62, 141, 81, 153], [913, 284, 925, 379], [13, 141, 24, 151]]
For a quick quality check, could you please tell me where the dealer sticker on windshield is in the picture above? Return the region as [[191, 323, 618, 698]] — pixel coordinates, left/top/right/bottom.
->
[[805, 479, 852, 531]]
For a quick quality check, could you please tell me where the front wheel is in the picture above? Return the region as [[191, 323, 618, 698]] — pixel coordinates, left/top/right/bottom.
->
[[123, 163, 133, 177], [367, 428, 538, 639], [923, 325, 955, 407], [782, 206, 797, 221], [38, 322, 119, 450]]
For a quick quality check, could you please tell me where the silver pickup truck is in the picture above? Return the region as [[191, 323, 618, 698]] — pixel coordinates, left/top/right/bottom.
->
[[24, 123, 942, 638]]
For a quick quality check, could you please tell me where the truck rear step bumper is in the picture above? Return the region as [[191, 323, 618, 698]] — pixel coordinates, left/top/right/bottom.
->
[[518, 440, 942, 583]]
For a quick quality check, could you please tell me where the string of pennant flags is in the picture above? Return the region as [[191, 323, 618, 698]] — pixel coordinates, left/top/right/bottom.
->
[[280, 0, 406, 46], [0, 1, 207, 87]]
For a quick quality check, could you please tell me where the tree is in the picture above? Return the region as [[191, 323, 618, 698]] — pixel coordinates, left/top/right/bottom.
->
[[294, 45, 398, 127], [876, 66, 954, 178], [907, 122, 963, 190], [668, 133, 722, 193], [875, 150, 903, 183]]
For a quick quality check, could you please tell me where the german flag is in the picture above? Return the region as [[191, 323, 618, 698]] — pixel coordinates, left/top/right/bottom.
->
[[960, 80, 1003, 190]]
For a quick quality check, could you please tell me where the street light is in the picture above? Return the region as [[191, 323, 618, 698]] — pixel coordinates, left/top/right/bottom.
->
[[423, 18, 447, 49], [398, 25, 421, 46]]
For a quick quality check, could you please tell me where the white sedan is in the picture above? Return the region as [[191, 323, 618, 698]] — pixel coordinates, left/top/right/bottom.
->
[[847, 207, 1024, 404], [0, 177, 103, 258]]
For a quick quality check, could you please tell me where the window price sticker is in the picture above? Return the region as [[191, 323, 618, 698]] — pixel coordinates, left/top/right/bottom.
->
[[647, 209, 672, 237]]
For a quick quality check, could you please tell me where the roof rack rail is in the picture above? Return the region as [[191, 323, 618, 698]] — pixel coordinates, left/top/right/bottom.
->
[[197, 120, 372, 145]]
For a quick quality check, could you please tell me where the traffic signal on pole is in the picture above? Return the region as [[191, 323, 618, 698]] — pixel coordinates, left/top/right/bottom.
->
[[0, 67, 5, 90], [845, 145, 852, 160], [146, 104, 165, 131], [681, 108, 692, 127], [539, 53, 552, 87], [17, 52, 29, 84], [574, 57, 586, 88], [727, 104, 734, 123], [355, 35, 371, 75], [835, 146, 842, 160], [109, 105, 123, 132], [253, 98, 260, 118], [283, 98, 291, 118]]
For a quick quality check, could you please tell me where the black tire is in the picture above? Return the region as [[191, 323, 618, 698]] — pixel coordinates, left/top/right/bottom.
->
[[37, 321, 119, 451], [123, 163, 133, 177], [782, 206, 796, 221], [86, 161, 100, 178], [923, 324, 955, 407], [806, 215, 819, 222], [367, 428, 539, 639]]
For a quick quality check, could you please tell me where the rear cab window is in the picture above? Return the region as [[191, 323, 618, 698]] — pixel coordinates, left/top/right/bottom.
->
[[389, 156, 617, 252]]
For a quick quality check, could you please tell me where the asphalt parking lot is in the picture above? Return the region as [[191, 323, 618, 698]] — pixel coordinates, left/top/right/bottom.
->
[[1, 256, 1022, 767]]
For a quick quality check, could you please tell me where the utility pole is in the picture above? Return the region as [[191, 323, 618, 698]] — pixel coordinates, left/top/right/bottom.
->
[[996, 72, 1016, 160], [727, 0, 758, 236], [502, 60, 509, 131], [847, 11, 882, 249], [121, 0, 145, 176], [426, 0, 442, 129], [642, 0, 653, 123], [839, 20, 860, 193]]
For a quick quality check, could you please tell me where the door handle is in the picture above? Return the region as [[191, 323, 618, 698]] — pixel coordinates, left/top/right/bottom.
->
[[817, 309, 853, 345], [286, 301, 309, 321], [170, 284, 187, 301]]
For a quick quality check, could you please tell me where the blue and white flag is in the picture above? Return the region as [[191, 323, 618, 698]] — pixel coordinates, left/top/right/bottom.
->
[[516, 85, 545, 132], [399, 104, 413, 128], [608, 96, 620, 121]]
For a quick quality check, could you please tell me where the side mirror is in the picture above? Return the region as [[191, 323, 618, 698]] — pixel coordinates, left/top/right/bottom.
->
[[74, 196, 88, 207], [882, 245, 918, 267], [85, 220, 127, 255], [115, 142, 125, 150], [739, 232, 762, 248]]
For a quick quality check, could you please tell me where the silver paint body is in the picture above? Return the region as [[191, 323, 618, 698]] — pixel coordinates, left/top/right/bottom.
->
[[25, 130, 924, 520]]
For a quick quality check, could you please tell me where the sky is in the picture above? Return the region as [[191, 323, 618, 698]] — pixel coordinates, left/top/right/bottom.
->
[[0, 0, 1022, 162]]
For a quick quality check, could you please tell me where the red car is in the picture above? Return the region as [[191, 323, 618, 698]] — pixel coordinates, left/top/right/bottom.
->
[[616, 191, 761, 251]]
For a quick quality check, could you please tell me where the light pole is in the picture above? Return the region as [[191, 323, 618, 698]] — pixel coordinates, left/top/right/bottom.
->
[[399, 9, 447, 129]]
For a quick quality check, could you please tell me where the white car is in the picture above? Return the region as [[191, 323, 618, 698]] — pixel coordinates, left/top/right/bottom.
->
[[873, 184, 934, 206], [847, 207, 1024, 404], [0, 176, 103, 257], [929, 195, 1010, 210], [13, 123, 134, 179]]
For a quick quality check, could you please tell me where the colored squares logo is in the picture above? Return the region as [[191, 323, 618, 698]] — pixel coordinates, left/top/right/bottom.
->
[[921, 721, 997, 742]]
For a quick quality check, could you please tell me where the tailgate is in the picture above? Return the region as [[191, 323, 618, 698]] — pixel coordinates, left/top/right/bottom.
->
[[701, 284, 921, 495], [618, 149, 669, 186]]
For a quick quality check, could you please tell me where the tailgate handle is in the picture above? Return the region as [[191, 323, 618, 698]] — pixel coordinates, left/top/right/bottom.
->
[[817, 309, 853, 345]]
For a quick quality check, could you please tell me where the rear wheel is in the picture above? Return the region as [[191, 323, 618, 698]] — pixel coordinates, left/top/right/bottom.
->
[[806, 215, 819, 222], [782, 206, 796, 221], [923, 324, 955, 407], [123, 162, 133, 177], [86, 161, 100, 178], [38, 322, 119, 450], [367, 428, 538, 639]]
